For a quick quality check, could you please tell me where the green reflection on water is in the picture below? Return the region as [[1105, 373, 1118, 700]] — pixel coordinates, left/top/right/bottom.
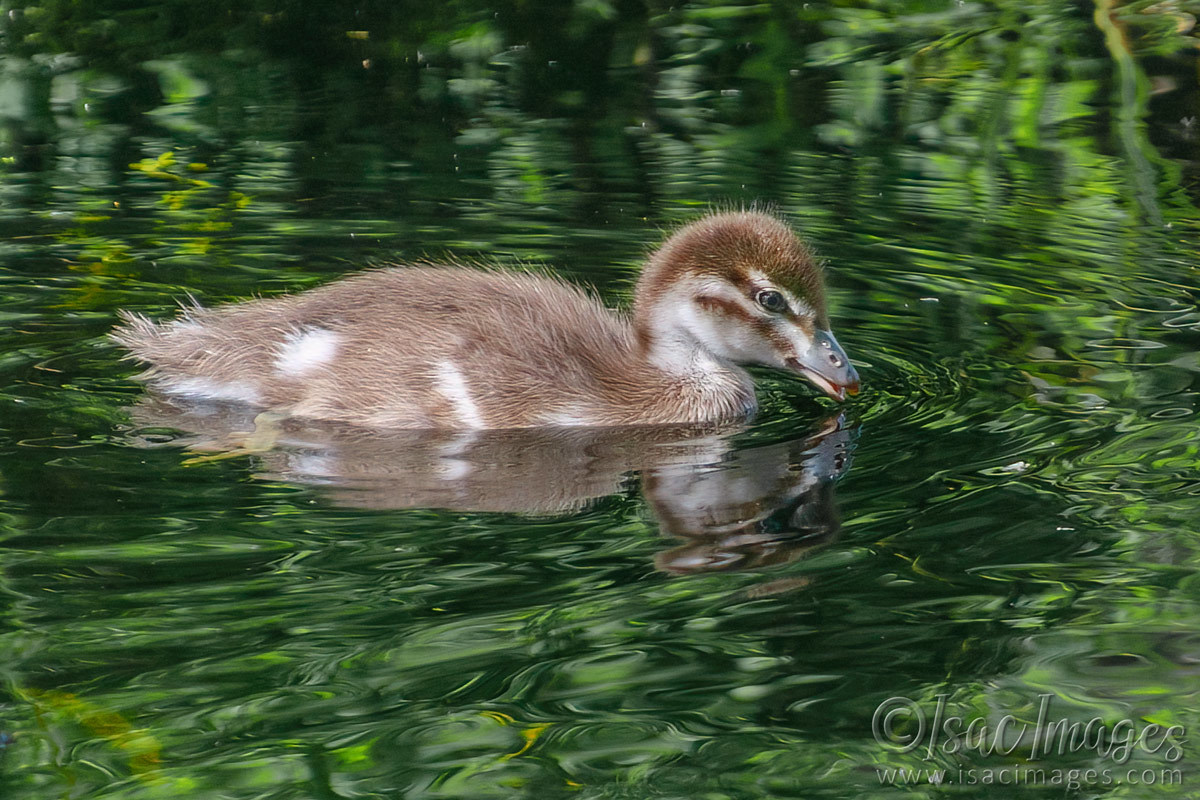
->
[[1, 0, 1199, 797]]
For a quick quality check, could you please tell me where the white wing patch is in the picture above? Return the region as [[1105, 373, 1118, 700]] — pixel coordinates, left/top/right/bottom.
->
[[435, 360, 485, 428], [541, 405, 592, 426], [160, 377, 262, 405], [275, 328, 340, 376]]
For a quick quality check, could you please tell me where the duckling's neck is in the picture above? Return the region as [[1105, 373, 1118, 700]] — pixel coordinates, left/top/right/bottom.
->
[[630, 299, 757, 419], [632, 282, 722, 368], [638, 323, 733, 377]]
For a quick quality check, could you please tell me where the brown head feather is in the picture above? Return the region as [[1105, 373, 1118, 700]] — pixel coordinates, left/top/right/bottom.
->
[[633, 211, 828, 340]]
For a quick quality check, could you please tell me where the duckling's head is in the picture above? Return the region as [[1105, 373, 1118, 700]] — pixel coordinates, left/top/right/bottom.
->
[[634, 211, 859, 401]]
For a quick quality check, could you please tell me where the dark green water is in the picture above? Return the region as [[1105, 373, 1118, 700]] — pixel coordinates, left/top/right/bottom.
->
[[2, 1, 1200, 797]]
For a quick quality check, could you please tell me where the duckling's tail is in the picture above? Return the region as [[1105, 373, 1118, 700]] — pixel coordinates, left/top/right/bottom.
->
[[110, 305, 217, 370], [110, 309, 185, 364], [110, 307, 270, 406]]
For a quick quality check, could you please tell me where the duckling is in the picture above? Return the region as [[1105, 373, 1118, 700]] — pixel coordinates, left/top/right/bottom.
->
[[112, 211, 859, 429]]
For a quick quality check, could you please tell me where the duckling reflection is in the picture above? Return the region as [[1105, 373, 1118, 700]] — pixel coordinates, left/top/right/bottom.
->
[[127, 397, 854, 574], [648, 421, 852, 575]]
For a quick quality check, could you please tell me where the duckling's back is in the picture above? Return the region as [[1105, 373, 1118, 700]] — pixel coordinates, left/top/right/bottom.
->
[[113, 266, 639, 428]]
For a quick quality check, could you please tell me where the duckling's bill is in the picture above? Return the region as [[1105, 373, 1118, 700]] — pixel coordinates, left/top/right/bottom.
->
[[785, 329, 860, 402]]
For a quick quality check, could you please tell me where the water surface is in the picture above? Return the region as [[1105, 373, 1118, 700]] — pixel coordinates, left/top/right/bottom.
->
[[1, 1, 1199, 797]]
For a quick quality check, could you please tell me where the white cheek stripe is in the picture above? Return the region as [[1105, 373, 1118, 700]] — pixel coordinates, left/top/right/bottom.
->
[[435, 360, 485, 429], [275, 328, 340, 376]]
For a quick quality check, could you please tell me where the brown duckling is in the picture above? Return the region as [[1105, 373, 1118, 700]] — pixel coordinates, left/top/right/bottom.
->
[[112, 211, 859, 429]]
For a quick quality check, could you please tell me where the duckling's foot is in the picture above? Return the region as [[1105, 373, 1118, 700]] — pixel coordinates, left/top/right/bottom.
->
[[181, 410, 288, 466]]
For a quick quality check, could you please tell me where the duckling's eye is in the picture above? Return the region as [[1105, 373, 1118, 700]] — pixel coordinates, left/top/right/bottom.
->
[[755, 289, 788, 314]]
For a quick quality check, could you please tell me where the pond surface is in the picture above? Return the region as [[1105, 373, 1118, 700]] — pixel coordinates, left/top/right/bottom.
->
[[1, 1, 1200, 797]]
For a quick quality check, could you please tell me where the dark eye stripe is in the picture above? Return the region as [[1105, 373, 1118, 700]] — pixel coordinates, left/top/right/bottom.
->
[[696, 295, 756, 322]]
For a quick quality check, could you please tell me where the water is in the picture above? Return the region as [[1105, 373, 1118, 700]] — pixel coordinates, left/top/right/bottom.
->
[[1, 0, 1199, 797]]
